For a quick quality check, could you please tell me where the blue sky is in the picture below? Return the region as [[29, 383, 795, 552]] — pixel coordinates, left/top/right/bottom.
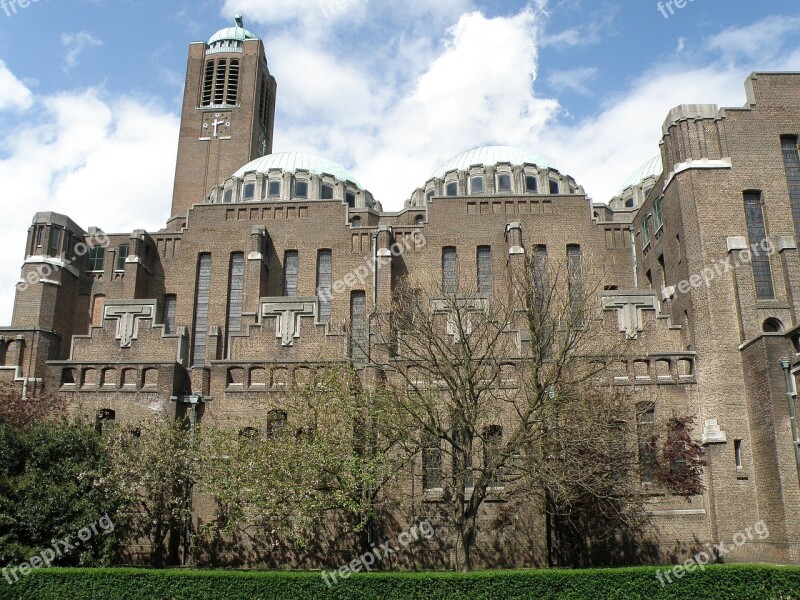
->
[[0, 0, 798, 321]]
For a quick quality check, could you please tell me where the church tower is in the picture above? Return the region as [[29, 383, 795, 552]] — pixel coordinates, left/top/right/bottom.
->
[[169, 15, 277, 227]]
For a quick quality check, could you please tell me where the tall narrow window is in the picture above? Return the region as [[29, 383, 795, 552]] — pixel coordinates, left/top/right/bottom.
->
[[88, 246, 105, 272], [744, 191, 774, 300], [442, 247, 458, 294], [567, 245, 584, 326], [227, 253, 245, 350], [422, 432, 443, 490], [192, 254, 212, 366], [641, 215, 651, 247], [781, 137, 800, 245], [658, 254, 666, 289], [163, 295, 177, 335], [201, 60, 215, 106], [734, 439, 743, 469], [283, 251, 299, 297], [477, 246, 492, 297], [49, 227, 61, 256], [317, 250, 333, 324], [214, 59, 227, 105], [350, 291, 367, 361], [549, 179, 560, 194], [346, 192, 356, 207], [34, 226, 44, 250], [484, 425, 504, 486], [653, 197, 664, 230], [115, 245, 129, 272], [637, 402, 656, 483], [226, 59, 240, 104], [259, 75, 269, 131]]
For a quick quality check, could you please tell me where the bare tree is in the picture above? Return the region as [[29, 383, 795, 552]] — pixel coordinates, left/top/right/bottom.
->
[[365, 254, 644, 570]]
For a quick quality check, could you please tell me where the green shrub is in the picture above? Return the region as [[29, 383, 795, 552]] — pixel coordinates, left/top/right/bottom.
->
[[0, 564, 799, 599]]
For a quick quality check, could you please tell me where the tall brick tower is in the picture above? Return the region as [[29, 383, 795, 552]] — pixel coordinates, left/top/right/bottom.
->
[[169, 15, 277, 227]]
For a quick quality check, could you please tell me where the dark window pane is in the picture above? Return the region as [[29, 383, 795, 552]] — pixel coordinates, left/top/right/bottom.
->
[[115, 245, 129, 272], [163, 295, 177, 335], [284, 251, 299, 297], [223, 189, 233, 203], [471, 176, 484, 194], [525, 175, 537, 193], [321, 184, 334, 200], [268, 181, 281, 197], [446, 182, 458, 196], [422, 432, 442, 490], [193, 254, 212, 366], [346, 192, 356, 207], [549, 180, 559, 194], [442, 247, 458, 294], [243, 183, 255, 200], [317, 250, 333, 324], [744, 192, 774, 300], [295, 181, 308, 198], [498, 174, 512, 191], [350, 291, 367, 361], [477, 246, 492, 296], [89, 246, 105, 272]]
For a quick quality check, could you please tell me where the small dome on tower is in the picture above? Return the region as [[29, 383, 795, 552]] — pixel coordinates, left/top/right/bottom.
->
[[208, 15, 257, 50]]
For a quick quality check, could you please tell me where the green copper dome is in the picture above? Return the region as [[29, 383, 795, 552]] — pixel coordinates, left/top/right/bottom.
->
[[234, 152, 364, 189], [209, 15, 256, 46], [432, 145, 554, 178]]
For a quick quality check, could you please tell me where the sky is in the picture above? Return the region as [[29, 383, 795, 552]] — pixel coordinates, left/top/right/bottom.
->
[[0, 0, 798, 323]]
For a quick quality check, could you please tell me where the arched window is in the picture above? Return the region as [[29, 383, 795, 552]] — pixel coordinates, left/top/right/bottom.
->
[[763, 318, 784, 333], [415, 215, 424, 226], [625, 197, 635, 208], [351, 217, 361, 228]]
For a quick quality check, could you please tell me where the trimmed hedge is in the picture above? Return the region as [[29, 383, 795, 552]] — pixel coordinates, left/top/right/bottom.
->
[[1, 564, 799, 599]]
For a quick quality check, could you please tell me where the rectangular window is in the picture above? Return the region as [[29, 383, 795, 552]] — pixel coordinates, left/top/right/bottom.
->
[[283, 251, 299, 297], [641, 215, 651, 247], [350, 291, 367, 361], [446, 181, 458, 196], [452, 427, 473, 489], [637, 403, 656, 484], [781, 136, 800, 245], [497, 174, 512, 192], [268, 180, 281, 197], [422, 432, 443, 490], [470, 176, 484, 194], [295, 180, 308, 198], [34, 226, 44, 249], [227, 253, 245, 347], [346, 192, 356, 208], [734, 439, 743, 469], [442, 247, 458, 294], [743, 191, 774, 300], [549, 179, 559, 194], [321, 184, 334, 200], [115, 244, 129, 272], [567, 245, 584, 326], [243, 183, 255, 201], [477, 246, 492, 297], [192, 254, 212, 366], [525, 175, 538, 193], [88, 246, 105, 272], [317, 250, 333, 324], [163, 295, 177, 335], [49, 227, 61, 255], [653, 197, 664, 230], [484, 425, 504, 486]]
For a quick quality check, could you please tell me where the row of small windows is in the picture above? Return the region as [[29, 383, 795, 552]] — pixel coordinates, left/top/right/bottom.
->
[[201, 58, 240, 107], [434, 175, 558, 199], [223, 180, 356, 206]]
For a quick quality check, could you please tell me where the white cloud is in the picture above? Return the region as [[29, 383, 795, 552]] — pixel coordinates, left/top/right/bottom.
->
[[546, 67, 599, 96], [0, 60, 33, 112], [707, 15, 800, 63], [0, 85, 178, 324], [61, 31, 104, 70]]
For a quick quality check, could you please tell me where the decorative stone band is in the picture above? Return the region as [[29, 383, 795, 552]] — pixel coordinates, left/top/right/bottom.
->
[[261, 297, 318, 347], [663, 157, 732, 191], [104, 301, 157, 349]]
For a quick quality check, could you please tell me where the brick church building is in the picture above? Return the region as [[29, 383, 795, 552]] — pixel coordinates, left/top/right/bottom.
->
[[3, 17, 800, 567]]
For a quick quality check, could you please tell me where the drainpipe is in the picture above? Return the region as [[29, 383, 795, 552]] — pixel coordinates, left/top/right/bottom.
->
[[780, 357, 800, 491], [629, 225, 638, 289]]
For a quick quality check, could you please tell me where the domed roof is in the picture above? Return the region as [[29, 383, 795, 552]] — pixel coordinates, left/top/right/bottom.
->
[[233, 152, 364, 189], [618, 155, 663, 193], [209, 15, 256, 46], [432, 145, 553, 178]]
